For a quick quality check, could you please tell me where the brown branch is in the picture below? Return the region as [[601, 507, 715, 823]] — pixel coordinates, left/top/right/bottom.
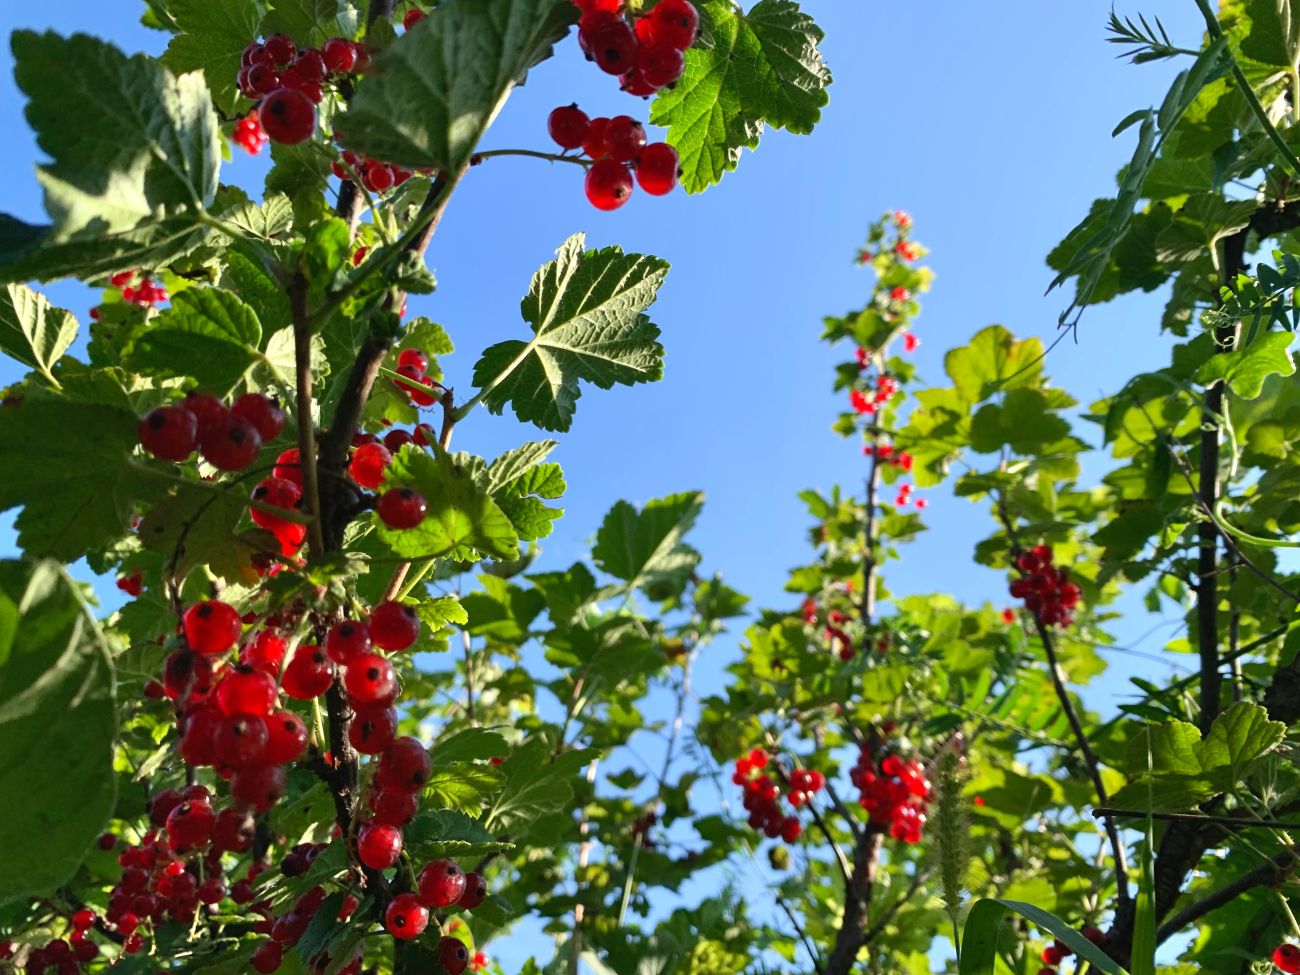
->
[[823, 828, 886, 975], [1093, 807, 1300, 829], [290, 272, 327, 558], [1155, 848, 1298, 943]]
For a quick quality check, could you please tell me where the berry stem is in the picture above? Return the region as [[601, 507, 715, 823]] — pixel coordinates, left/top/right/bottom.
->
[[472, 148, 591, 168], [290, 271, 327, 558]]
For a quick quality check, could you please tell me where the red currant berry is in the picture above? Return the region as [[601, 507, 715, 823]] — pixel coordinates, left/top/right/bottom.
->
[[583, 116, 611, 159], [357, 822, 403, 869], [1277, 946, 1300, 974], [604, 116, 647, 163], [138, 405, 198, 461], [182, 392, 227, 436], [252, 940, 283, 974], [273, 447, 304, 487], [322, 37, 358, 73], [242, 43, 273, 67], [410, 375, 439, 407], [215, 712, 270, 768], [349, 442, 392, 489], [620, 67, 659, 98], [639, 43, 685, 87], [636, 142, 679, 196], [250, 476, 302, 535], [247, 63, 281, 96], [242, 630, 287, 673], [281, 644, 333, 700], [124, 934, 144, 954], [230, 763, 287, 811], [583, 14, 638, 75], [166, 799, 216, 852], [344, 653, 396, 705], [350, 704, 399, 755], [397, 347, 429, 373], [650, 0, 699, 50], [178, 707, 220, 765], [438, 936, 470, 975], [231, 393, 285, 440], [293, 50, 327, 83], [403, 8, 425, 29], [184, 601, 242, 655], [216, 665, 278, 716], [263, 709, 309, 764], [200, 412, 263, 471], [368, 785, 418, 824], [376, 736, 431, 792], [377, 488, 427, 529], [212, 807, 256, 853], [264, 34, 296, 65], [417, 859, 465, 907], [458, 871, 487, 910], [370, 601, 420, 651], [259, 88, 317, 144], [385, 893, 428, 939], [326, 619, 373, 665], [585, 159, 634, 211], [98, 832, 117, 851], [548, 104, 591, 150], [383, 428, 416, 452]]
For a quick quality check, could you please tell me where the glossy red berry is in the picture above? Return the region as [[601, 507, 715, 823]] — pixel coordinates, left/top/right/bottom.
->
[[246, 63, 281, 96], [410, 375, 439, 407], [583, 116, 611, 159], [368, 785, 417, 825], [260, 88, 316, 144], [651, 0, 699, 50], [357, 822, 403, 870], [273, 447, 303, 486], [438, 936, 470, 975], [213, 807, 256, 853], [242, 630, 287, 673], [181, 392, 226, 436], [403, 8, 425, 29], [201, 412, 263, 471], [178, 708, 220, 765], [397, 348, 429, 373], [281, 644, 333, 700], [322, 37, 358, 73], [548, 104, 591, 150], [326, 619, 372, 665], [184, 601, 242, 655], [344, 653, 396, 705], [252, 941, 283, 974], [242, 43, 272, 67], [350, 704, 398, 755], [98, 832, 117, 851], [166, 800, 215, 852], [585, 14, 638, 75], [376, 736, 431, 792], [585, 159, 634, 211], [230, 763, 287, 811], [377, 488, 428, 529], [264, 34, 297, 65], [383, 428, 416, 452], [639, 43, 685, 87], [458, 871, 487, 910], [604, 116, 647, 163], [215, 712, 269, 768], [138, 406, 198, 461], [264, 709, 309, 764], [636, 143, 679, 195], [231, 393, 285, 440], [417, 859, 466, 907], [1043, 946, 1063, 965], [620, 66, 658, 98], [392, 361, 425, 396], [215, 666, 278, 716], [1276, 946, 1300, 974], [250, 477, 302, 536], [370, 601, 420, 651], [294, 50, 327, 83], [349, 442, 392, 490], [385, 893, 428, 939]]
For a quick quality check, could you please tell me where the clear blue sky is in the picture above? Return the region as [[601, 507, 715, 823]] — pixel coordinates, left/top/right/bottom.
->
[[0, 1, 1207, 967]]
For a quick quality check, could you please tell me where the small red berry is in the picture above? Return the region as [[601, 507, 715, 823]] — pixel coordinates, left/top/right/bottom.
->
[[263, 709, 309, 764], [583, 116, 611, 159], [417, 859, 466, 907], [376, 736, 431, 792], [250, 476, 302, 534], [281, 644, 333, 700], [585, 14, 638, 75], [637, 143, 679, 196], [403, 8, 425, 29], [344, 653, 397, 705], [368, 784, 417, 824], [397, 348, 429, 373], [639, 43, 685, 87], [326, 619, 372, 665], [377, 488, 428, 529], [264, 34, 297, 66], [585, 159, 634, 211], [349, 442, 392, 489], [651, 0, 699, 50], [138, 405, 198, 461], [357, 822, 403, 870], [438, 936, 470, 975], [246, 63, 281, 96], [548, 104, 591, 150], [213, 807, 256, 853], [200, 412, 263, 471], [370, 601, 420, 651], [214, 712, 270, 768], [385, 893, 428, 939], [259, 88, 317, 144], [458, 871, 487, 909], [184, 600, 243, 655], [1275, 946, 1300, 974], [230, 763, 287, 811], [322, 37, 358, 73], [231, 393, 285, 440], [215, 666, 278, 716], [273, 447, 303, 486], [252, 940, 283, 973], [604, 116, 647, 163], [350, 704, 399, 755]]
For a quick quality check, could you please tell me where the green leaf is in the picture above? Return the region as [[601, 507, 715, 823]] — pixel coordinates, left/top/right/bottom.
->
[[0, 561, 117, 904], [137, 481, 264, 585], [261, 0, 359, 46], [967, 389, 1072, 454], [404, 809, 513, 860], [433, 727, 509, 765], [0, 399, 158, 560], [592, 492, 703, 596], [0, 284, 78, 383], [649, 0, 831, 193], [335, 0, 573, 170], [959, 899, 1128, 975], [945, 325, 1046, 404], [161, 0, 264, 115], [1199, 701, 1286, 783], [0, 32, 221, 282], [483, 739, 596, 835], [424, 762, 503, 814], [376, 447, 518, 561], [471, 234, 668, 432], [1197, 332, 1295, 398], [412, 594, 468, 634], [122, 288, 265, 392], [486, 441, 559, 493]]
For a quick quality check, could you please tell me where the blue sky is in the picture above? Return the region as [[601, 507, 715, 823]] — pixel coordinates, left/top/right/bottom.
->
[[0, 0, 1210, 967]]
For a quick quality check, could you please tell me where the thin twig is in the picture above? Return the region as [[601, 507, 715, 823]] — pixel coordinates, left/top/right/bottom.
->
[[1093, 808, 1300, 830], [290, 272, 326, 558], [1155, 848, 1298, 943]]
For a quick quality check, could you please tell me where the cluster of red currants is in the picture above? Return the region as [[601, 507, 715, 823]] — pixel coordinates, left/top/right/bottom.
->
[[232, 112, 269, 155], [235, 34, 365, 145], [891, 482, 927, 510], [138, 390, 283, 472], [10, 908, 105, 972], [251, 884, 366, 975], [1038, 927, 1106, 975], [850, 746, 930, 843], [111, 269, 169, 308], [573, 0, 698, 96], [732, 749, 814, 844], [862, 442, 915, 472], [849, 372, 899, 416], [1276, 944, 1300, 974], [391, 347, 443, 408], [547, 105, 680, 210], [1008, 545, 1082, 628], [332, 151, 418, 194]]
